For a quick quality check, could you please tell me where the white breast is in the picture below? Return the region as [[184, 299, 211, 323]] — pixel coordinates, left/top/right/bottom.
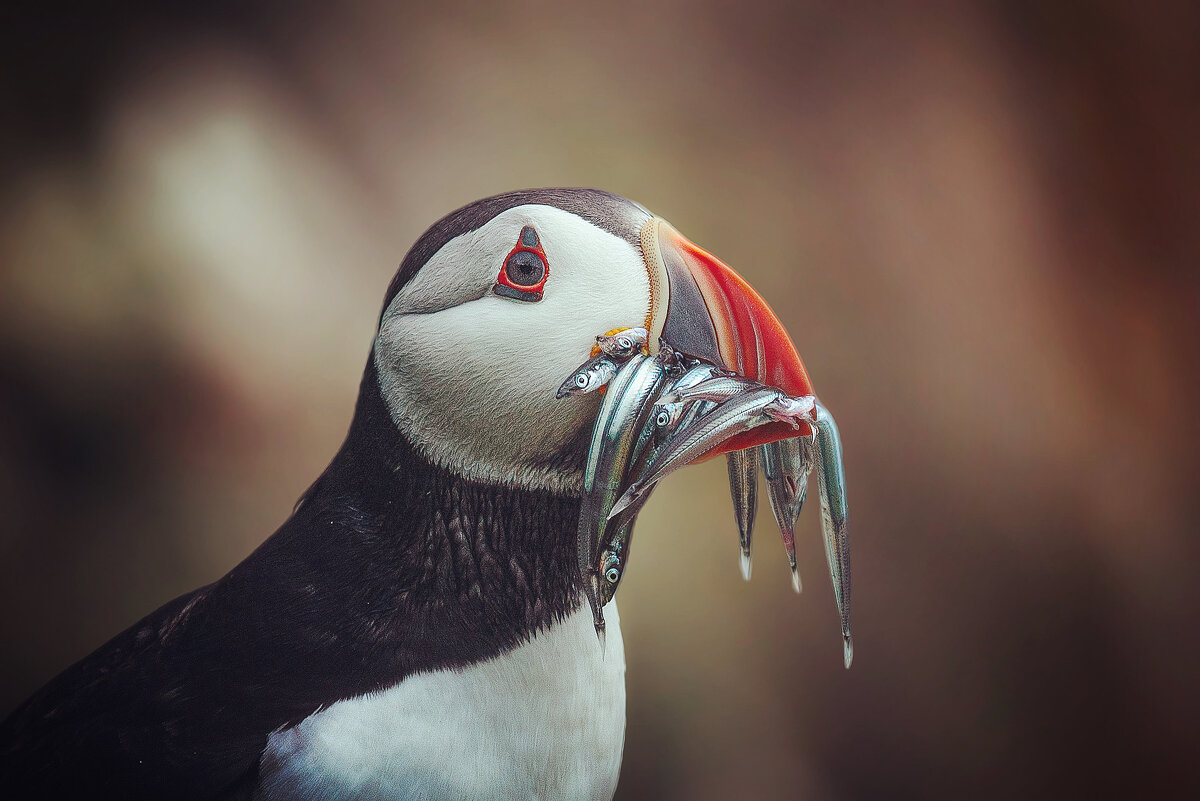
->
[[258, 603, 626, 801]]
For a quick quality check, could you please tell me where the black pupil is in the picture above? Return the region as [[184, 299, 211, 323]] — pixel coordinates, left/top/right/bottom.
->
[[505, 250, 545, 287]]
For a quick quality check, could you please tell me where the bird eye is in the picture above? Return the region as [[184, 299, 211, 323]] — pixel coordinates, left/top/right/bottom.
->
[[493, 225, 549, 302]]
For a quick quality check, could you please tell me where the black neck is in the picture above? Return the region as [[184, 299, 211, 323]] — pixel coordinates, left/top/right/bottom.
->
[[274, 357, 585, 677]]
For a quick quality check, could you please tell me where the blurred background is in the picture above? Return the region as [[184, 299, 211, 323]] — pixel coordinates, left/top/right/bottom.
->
[[2, 1, 1198, 798]]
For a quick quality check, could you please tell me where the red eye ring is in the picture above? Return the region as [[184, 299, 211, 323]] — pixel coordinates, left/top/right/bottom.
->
[[493, 226, 549, 302]]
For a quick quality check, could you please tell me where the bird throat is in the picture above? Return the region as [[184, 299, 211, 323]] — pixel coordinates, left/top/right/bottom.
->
[[290, 361, 588, 673]]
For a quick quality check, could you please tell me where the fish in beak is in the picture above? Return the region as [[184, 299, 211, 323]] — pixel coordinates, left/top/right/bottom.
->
[[567, 216, 852, 668]]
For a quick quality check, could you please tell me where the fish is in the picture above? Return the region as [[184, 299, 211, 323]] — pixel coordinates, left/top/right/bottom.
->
[[604, 362, 722, 526], [597, 518, 632, 609], [812, 401, 852, 668], [761, 437, 811, 593], [651, 363, 720, 431], [659, 376, 816, 432], [597, 351, 706, 605], [655, 373, 757, 407], [556, 355, 619, 398], [576, 353, 669, 640], [595, 327, 649, 358], [726, 448, 759, 581], [648, 362, 720, 430], [567, 332, 854, 668], [609, 386, 782, 520]]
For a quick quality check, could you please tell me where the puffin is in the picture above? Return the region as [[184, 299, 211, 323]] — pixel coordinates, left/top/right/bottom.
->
[[0, 188, 813, 800]]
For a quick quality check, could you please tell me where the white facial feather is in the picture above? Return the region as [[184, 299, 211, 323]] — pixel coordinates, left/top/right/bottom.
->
[[375, 205, 651, 491]]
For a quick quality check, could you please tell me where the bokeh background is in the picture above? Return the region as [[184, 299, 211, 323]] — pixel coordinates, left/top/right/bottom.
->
[[2, 1, 1198, 798]]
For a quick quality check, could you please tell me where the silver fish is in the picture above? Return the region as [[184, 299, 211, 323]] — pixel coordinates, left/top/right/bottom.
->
[[761, 437, 811, 593], [609, 386, 781, 520], [650, 363, 721, 432], [662, 377, 816, 433], [626, 358, 699, 476], [604, 363, 721, 525], [595, 327, 649, 358], [576, 353, 667, 641], [655, 373, 758, 407], [557, 355, 618, 398], [596, 349, 689, 606], [726, 448, 759, 581], [651, 362, 720, 420], [813, 401, 852, 668]]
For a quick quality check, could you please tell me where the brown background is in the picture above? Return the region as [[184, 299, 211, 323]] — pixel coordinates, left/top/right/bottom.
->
[[2, 2, 1198, 799]]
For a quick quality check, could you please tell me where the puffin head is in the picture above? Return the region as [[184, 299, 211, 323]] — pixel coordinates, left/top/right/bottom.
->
[[372, 189, 813, 493]]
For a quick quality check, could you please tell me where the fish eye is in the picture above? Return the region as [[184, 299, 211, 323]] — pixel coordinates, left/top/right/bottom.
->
[[604, 566, 620, 583], [617, 336, 632, 350], [575, 374, 588, 387], [656, 409, 672, 427]]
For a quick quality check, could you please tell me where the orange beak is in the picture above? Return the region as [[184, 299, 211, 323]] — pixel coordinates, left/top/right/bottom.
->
[[644, 218, 815, 453]]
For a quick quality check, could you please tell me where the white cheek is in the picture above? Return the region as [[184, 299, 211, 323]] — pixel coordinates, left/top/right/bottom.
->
[[377, 297, 596, 484]]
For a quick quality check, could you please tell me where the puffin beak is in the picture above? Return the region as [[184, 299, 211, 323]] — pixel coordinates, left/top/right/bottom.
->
[[643, 218, 815, 452]]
